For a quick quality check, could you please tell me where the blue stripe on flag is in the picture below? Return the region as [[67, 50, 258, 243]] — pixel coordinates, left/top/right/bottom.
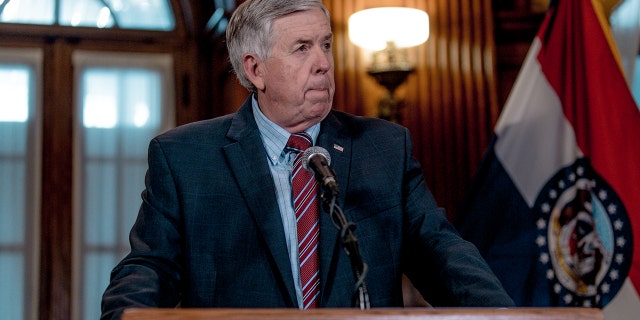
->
[[458, 137, 551, 306]]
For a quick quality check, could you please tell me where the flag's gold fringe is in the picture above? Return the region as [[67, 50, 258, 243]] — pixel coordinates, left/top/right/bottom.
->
[[590, 0, 625, 72], [598, 0, 622, 17]]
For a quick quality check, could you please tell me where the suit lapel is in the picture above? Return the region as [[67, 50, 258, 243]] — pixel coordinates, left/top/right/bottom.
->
[[316, 112, 355, 306], [222, 97, 297, 307], [222, 102, 355, 307]]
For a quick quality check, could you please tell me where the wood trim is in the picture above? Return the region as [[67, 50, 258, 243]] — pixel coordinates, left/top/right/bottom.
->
[[39, 39, 74, 320], [121, 308, 604, 320], [0, 23, 184, 45]]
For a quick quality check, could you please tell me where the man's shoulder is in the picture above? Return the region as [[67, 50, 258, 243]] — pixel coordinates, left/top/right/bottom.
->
[[154, 114, 235, 144], [328, 109, 407, 136]]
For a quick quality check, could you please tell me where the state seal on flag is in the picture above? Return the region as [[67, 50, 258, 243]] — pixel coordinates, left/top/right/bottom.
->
[[534, 158, 633, 307]]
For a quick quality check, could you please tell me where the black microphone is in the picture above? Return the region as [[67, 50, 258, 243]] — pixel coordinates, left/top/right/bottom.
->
[[301, 146, 339, 195]]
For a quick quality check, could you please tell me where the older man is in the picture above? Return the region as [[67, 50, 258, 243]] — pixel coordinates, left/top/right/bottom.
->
[[101, 0, 514, 318]]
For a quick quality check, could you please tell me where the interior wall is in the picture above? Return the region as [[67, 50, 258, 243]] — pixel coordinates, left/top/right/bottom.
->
[[324, 0, 500, 219]]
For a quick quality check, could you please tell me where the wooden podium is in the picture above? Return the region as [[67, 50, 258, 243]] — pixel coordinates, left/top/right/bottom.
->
[[122, 307, 603, 320]]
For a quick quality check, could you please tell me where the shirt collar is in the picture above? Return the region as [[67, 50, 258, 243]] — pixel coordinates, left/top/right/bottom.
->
[[252, 94, 320, 165]]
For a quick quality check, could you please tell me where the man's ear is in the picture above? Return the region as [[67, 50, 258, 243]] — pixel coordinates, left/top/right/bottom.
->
[[242, 54, 265, 91]]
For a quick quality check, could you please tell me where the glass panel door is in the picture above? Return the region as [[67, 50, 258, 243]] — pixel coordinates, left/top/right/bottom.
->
[[73, 51, 174, 320], [0, 48, 42, 320]]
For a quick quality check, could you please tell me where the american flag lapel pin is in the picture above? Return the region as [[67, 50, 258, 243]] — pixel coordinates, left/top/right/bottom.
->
[[333, 144, 344, 152]]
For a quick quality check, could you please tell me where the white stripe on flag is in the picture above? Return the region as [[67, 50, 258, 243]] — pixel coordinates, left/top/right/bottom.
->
[[603, 279, 640, 320], [494, 39, 583, 208]]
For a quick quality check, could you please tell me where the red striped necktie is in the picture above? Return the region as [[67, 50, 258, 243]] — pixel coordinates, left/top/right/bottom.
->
[[286, 132, 320, 309]]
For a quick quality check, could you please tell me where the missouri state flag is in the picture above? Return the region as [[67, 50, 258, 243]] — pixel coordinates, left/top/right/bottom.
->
[[456, 0, 640, 318]]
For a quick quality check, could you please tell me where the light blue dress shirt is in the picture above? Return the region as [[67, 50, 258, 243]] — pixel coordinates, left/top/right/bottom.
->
[[251, 96, 320, 308]]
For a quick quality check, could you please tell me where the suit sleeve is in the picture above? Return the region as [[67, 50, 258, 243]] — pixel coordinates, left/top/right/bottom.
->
[[101, 138, 183, 320], [399, 129, 515, 307]]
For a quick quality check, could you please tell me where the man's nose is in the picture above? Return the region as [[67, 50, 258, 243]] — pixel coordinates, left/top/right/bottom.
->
[[313, 49, 331, 74]]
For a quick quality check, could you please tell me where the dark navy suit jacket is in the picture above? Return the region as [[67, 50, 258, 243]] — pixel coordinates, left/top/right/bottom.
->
[[101, 96, 514, 319]]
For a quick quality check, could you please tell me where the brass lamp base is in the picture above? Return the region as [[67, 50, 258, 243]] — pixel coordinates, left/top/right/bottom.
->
[[367, 67, 414, 123], [376, 93, 404, 123]]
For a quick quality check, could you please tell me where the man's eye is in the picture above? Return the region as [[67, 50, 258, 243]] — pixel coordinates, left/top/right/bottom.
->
[[297, 45, 308, 52]]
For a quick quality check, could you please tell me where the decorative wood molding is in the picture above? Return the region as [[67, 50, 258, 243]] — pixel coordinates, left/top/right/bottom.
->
[[122, 307, 604, 320]]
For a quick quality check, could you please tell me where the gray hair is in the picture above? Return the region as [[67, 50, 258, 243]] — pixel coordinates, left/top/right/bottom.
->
[[226, 0, 330, 91]]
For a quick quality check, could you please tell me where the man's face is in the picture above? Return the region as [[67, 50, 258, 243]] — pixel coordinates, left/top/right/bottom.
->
[[253, 8, 335, 133]]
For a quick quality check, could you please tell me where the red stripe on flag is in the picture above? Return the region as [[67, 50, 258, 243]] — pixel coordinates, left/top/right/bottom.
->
[[537, 0, 640, 291]]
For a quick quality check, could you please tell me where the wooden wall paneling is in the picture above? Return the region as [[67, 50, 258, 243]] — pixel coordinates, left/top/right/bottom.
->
[[485, 0, 501, 155], [415, 0, 499, 220], [472, 0, 501, 163], [471, 0, 491, 180], [450, 0, 464, 216], [419, 0, 442, 215], [493, 2, 545, 107], [461, 0, 476, 170], [427, 0, 457, 217], [405, 0, 432, 179], [324, 0, 499, 220], [450, 0, 469, 218], [324, 0, 360, 112]]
